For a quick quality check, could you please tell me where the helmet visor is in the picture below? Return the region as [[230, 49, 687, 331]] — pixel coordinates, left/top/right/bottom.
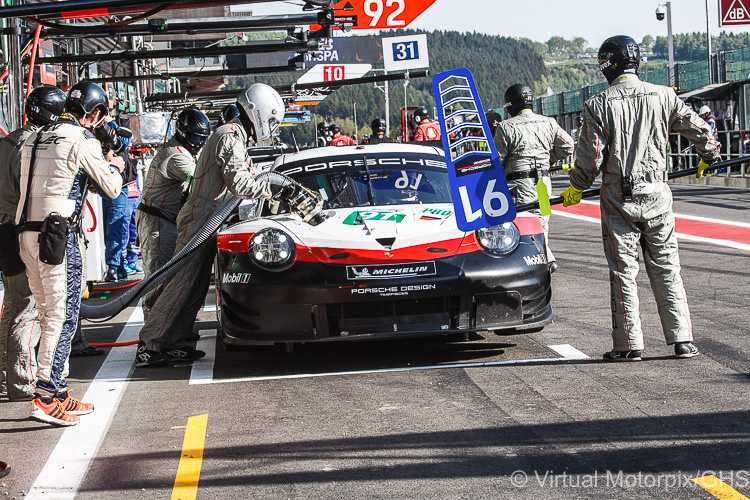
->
[[185, 132, 208, 149]]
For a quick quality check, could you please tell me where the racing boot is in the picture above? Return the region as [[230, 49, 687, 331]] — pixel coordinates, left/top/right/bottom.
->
[[104, 266, 119, 282], [135, 341, 171, 367], [603, 349, 642, 362], [161, 345, 206, 362], [674, 342, 699, 358]]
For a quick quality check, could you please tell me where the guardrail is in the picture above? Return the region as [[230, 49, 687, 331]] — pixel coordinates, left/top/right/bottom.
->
[[669, 128, 748, 179]]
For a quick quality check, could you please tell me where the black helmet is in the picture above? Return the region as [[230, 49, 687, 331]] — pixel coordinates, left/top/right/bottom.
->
[[317, 121, 329, 133], [371, 118, 386, 134], [504, 84, 533, 117], [485, 109, 502, 137], [328, 123, 340, 135], [218, 104, 240, 126], [575, 115, 583, 124], [65, 81, 109, 118], [413, 107, 429, 123], [25, 85, 66, 127], [175, 108, 211, 154], [598, 35, 640, 84]]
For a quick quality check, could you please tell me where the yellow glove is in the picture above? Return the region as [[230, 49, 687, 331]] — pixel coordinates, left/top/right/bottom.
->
[[561, 185, 583, 207], [696, 159, 716, 179], [561, 163, 575, 170]]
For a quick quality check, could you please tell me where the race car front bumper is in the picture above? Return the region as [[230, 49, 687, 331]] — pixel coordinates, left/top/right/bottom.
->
[[216, 236, 552, 345]]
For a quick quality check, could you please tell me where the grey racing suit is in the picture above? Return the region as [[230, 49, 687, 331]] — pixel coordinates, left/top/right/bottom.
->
[[16, 117, 123, 396], [494, 109, 574, 263], [0, 124, 41, 399], [571, 74, 720, 351], [136, 136, 196, 319], [138, 122, 272, 351]]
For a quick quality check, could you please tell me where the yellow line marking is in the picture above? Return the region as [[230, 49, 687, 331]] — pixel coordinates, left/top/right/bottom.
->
[[171, 426, 187, 429], [171, 414, 208, 500], [692, 475, 749, 499]]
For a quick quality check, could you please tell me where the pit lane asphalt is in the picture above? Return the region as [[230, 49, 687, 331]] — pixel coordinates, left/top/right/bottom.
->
[[1, 179, 749, 500]]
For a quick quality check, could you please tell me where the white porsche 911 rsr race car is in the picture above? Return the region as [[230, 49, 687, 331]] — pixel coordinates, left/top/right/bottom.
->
[[215, 143, 552, 347]]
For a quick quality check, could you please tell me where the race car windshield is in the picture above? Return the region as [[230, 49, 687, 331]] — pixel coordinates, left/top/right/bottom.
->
[[298, 167, 452, 208]]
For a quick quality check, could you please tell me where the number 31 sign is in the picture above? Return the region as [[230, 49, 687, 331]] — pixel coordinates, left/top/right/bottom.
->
[[382, 33, 429, 72], [432, 68, 516, 231]]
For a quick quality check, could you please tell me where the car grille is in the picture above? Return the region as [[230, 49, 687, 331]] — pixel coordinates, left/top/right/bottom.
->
[[331, 297, 461, 336]]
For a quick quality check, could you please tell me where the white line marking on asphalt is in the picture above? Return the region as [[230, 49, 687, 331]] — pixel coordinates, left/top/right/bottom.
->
[[190, 344, 590, 385], [548, 344, 590, 359], [189, 330, 217, 385], [672, 211, 750, 228], [673, 233, 750, 252], [554, 201, 750, 252], [553, 211, 600, 224], [26, 304, 142, 500], [562, 199, 750, 228], [202, 286, 216, 312]]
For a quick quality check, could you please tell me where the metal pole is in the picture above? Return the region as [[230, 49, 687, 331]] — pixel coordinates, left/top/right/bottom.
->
[[131, 36, 144, 113], [706, 0, 713, 84], [403, 70, 409, 140], [8, 13, 24, 129], [353, 102, 357, 142], [373, 69, 390, 136], [37, 40, 319, 65], [667, 2, 675, 87], [384, 72, 389, 136], [0, 17, 8, 133]]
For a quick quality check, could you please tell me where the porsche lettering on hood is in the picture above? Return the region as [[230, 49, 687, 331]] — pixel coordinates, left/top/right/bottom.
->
[[346, 261, 437, 280]]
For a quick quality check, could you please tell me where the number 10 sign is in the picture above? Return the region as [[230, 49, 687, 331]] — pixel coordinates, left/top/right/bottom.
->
[[382, 33, 429, 72]]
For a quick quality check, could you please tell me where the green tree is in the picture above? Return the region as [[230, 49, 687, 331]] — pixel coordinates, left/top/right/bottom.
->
[[547, 36, 567, 55], [571, 37, 587, 55], [653, 36, 669, 58], [641, 35, 654, 53]]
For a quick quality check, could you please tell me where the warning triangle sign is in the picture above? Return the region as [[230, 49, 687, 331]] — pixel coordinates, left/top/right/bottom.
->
[[722, 0, 750, 25]]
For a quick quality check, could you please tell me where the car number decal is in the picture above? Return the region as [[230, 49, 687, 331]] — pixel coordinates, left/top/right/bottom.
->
[[343, 210, 406, 225]]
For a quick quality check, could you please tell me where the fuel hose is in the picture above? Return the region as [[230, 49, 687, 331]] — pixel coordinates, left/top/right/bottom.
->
[[80, 171, 298, 320]]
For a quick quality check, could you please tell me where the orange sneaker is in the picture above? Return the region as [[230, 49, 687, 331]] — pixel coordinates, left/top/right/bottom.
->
[[30, 397, 80, 426], [57, 391, 94, 415]]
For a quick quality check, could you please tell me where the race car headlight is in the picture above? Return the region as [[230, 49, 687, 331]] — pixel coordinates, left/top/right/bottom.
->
[[475, 222, 520, 256], [248, 228, 295, 269]]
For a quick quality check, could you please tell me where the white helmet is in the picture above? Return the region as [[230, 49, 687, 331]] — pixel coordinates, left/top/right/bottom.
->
[[236, 83, 285, 143], [698, 105, 711, 116]]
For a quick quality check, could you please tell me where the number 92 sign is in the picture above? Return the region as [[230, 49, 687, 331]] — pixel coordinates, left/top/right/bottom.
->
[[329, 0, 437, 30]]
